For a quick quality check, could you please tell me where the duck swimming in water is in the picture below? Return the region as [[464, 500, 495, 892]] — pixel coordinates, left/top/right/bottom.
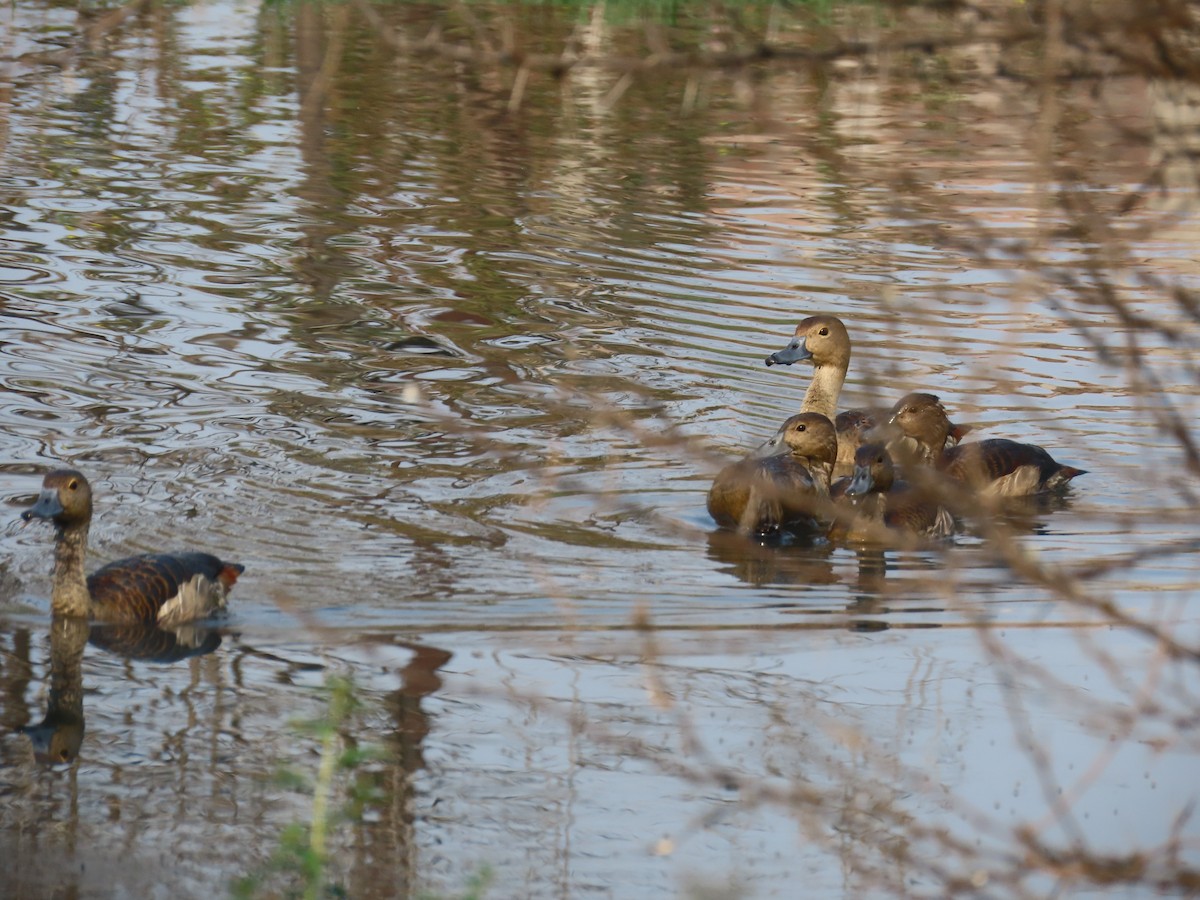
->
[[765, 315, 969, 470], [22, 469, 244, 626], [888, 393, 1086, 496], [707, 412, 838, 536]]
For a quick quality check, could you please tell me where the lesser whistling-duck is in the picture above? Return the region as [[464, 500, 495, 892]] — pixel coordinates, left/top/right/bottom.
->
[[888, 393, 1085, 496], [22, 469, 244, 626], [765, 315, 969, 470], [708, 412, 838, 536], [829, 442, 955, 542]]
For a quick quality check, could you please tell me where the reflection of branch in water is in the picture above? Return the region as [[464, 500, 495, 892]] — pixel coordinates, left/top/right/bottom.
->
[[385, 640, 453, 770], [350, 0, 1042, 95], [24, 619, 223, 765], [324, 639, 453, 899]]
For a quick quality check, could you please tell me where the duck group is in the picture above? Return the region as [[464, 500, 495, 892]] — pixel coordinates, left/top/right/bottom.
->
[[708, 314, 1086, 542], [15, 312, 1085, 625]]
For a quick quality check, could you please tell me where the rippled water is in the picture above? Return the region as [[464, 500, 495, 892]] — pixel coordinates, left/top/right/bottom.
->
[[1, 1, 1199, 897]]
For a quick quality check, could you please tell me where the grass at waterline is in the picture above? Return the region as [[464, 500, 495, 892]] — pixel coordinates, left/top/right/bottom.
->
[[231, 675, 379, 900]]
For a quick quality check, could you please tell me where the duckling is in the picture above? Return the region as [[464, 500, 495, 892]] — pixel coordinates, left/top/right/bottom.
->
[[830, 443, 955, 542], [22, 469, 244, 626], [888, 393, 1086, 495], [707, 412, 838, 536], [765, 315, 968, 468]]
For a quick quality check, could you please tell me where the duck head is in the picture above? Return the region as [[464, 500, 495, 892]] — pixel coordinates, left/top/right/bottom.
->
[[845, 443, 895, 497], [760, 412, 838, 468], [22, 469, 94, 531], [888, 392, 952, 451], [765, 315, 850, 368]]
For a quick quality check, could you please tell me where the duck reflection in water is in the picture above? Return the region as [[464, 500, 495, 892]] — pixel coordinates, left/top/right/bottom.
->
[[24, 618, 222, 765], [705, 528, 838, 588], [706, 534, 946, 628]]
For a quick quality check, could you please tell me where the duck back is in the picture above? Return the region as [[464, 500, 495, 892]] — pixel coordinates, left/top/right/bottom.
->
[[88, 552, 244, 626], [708, 455, 827, 535], [879, 484, 956, 535], [943, 439, 1086, 496]]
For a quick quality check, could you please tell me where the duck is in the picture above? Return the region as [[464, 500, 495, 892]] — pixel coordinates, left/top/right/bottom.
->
[[829, 443, 955, 542], [707, 412, 838, 536], [764, 314, 969, 469], [21, 469, 244, 626], [888, 393, 1086, 496]]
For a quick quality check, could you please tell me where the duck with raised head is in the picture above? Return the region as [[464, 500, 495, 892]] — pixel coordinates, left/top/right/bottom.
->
[[830, 443, 955, 542], [764, 314, 968, 469], [22, 469, 244, 626], [708, 412, 838, 536], [888, 393, 1086, 496]]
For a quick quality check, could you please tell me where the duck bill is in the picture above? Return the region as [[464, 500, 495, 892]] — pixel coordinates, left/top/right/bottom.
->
[[845, 467, 874, 497], [750, 429, 789, 459], [765, 336, 812, 367], [21, 490, 64, 522]]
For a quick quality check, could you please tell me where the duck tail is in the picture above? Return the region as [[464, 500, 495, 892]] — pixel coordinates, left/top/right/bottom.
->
[[218, 563, 246, 589], [948, 423, 972, 444], [1045, 465, 1087, 492]]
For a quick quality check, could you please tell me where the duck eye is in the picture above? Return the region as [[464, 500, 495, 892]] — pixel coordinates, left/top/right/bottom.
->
[[67, 480, 77, 491], [818, 327, 828, 336]]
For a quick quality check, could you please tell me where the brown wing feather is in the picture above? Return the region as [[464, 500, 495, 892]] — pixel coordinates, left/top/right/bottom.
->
[[944, 438, 1084, 492], [883, 485, 952, 535], [708, 456, 824, 534], [87, 552, 243, 623]]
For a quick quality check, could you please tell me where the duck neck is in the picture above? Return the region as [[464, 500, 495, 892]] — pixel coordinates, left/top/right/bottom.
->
[[918, 419, 952, 461], [856, 493, 887, 524], [50, 523, 92, 618], [801, 361, 847, 419], [806, 458, 834, 492]]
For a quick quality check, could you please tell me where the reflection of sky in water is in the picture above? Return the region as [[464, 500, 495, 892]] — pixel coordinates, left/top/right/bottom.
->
[[4, 622, 1191, 895], [0, 0, 1198, 895]]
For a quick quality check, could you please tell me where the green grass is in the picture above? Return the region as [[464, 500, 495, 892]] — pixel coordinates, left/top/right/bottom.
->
[[230, 675, 374, 900], [230, 675, 494, 900]]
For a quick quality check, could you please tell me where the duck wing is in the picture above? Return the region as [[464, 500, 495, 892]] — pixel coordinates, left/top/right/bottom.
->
[[708, 456, 824, 534], [87, 552, 244, 625], [943, 439, 1085, 495]]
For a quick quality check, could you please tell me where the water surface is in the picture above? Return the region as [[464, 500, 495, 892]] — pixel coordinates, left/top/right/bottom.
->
[[1, 1, 1198, 897]]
